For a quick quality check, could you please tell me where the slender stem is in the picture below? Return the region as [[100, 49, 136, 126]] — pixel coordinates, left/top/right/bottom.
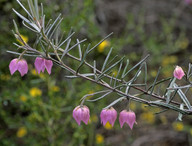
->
[[12, 21, 192, 115]]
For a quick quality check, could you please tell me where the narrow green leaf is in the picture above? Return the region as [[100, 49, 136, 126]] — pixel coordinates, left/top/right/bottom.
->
[[177, 104, 184, 121], [144, 62, 147, 87], [61, 39, 71, 59], [154, 109, 168, 115], [16, 0, 33, 19], [57, 32, 75, 49], [49, 18, 63, 39], [110, 73, 114, 86], [121, 59, 129, 79], [88, 32, 113, 54], [114, 61, 123, 87], [103, 96, 126, 109], [101, 47, 113, 72], [124, 63, 144, 94], [87, 91, 112, 102], [46, 13, 61, 36], [93, 60, 97, 80], [13, 8, 40, 32], [28, 0, 37, 19], [150, 101, 187, 115], [41, 3, 43, 19], [34, 0, 39, 20], [76, 44, 90, 73], [149, 67, 161, 98], [77, 39, 82, 59], [7, 50, 38, 57], [122, 54, 150, 78], [13, 20, 19, 33], [65, 73, 95, 79], [174, 84, 192, 110], [98, 56, 125, 80], [61, 39, 86, 59], [106, 55, 118, 66], [22, 21, 39, 33]]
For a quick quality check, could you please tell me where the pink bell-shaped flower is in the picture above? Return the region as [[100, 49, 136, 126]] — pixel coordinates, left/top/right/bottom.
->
[[9, 58, 28, 77], [34, 57, 53, 74], [100, 107, 117, 127], [173, 66, 185, 80], [73, 105, 90, 125], [119, 110, 136, 129]]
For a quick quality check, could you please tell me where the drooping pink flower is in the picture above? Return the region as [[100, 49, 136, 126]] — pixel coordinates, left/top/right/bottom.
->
[[173, 66, 185, 80], [73, 105, 90, 125], [9, 58, 28, 77], [119, 110, 136, 129], [34, 57, 53, 74], [100, 107, 117, 127]]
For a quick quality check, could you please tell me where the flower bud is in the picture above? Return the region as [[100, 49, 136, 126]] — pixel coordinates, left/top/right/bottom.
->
[[119, 110, 136, 129], [9, 58, 28, 76], [173, 66, 185, 80], [34, 57, 53, 74], [73, 105, 90, 125], [100, 107, 117, 127]]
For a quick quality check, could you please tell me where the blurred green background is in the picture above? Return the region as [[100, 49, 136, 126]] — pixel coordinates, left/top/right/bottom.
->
[[0, 0, 192, 145]]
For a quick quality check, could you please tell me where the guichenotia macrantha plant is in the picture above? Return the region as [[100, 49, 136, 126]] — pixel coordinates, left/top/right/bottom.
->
[[7, 0, 192, 129]]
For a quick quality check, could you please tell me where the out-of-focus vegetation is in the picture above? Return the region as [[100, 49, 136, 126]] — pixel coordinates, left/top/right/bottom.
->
[[0, 0, 192, 145]]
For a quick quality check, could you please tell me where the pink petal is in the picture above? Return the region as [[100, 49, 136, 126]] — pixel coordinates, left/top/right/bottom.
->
[[17, 59, 28, 77], [119, 110, 127, 128], [100, 109, 108, 126], [73, 106, 81, 125], [34, 57, 44, 74], [9, 58, 19, 75], [173, 66, 185, 80], [44, 59, 53, 75], [127, 111, 136, 130], [82, 108, 90, 124], [110, 108, 117, 126], [107, 108, 117, 126]]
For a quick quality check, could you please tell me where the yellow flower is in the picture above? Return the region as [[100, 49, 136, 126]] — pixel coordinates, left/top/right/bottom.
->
[[17, 35, 28, 45], [51, 86, 60, 92], [150, 70, 157, 78], [140, 112, 155, 124], [97, 40, 110, 53], [141, 103, 148, 111], [31, 69, 38, 76], [172, 122, 184, 131], [161, 56, 178, 67], [176, 38, 189, 50], [190, 128, 192, 136], [0, 74, 11, 81], [90, 114, 98, 123], [20, 95, 27, 102], [86, 90, 94, 99], [111, 70, 118, 77], [29, 87, 42, 97], [39, 73, 45, 79], [96, 134, 104, 144], [104, 121, 113, 130], [17, 127, 27, 138], [130, 102, 136, 111], [31, 69, 46, 79]]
